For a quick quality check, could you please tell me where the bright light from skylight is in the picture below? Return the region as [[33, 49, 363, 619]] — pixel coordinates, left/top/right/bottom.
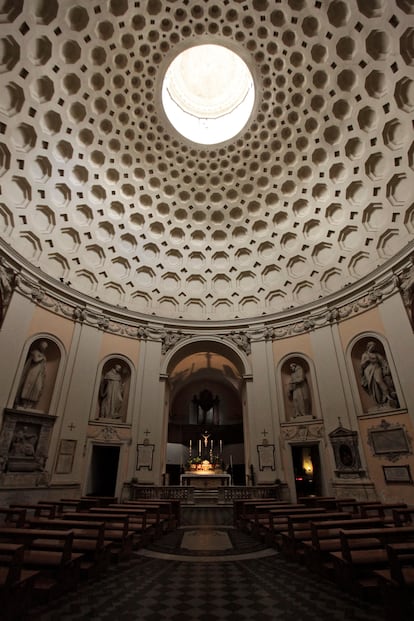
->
[[162, 45, 254, 145]]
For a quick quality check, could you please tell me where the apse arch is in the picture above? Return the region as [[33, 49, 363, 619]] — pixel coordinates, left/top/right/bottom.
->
[[161, 336, 251, 486], [161, 336, 251, 379]]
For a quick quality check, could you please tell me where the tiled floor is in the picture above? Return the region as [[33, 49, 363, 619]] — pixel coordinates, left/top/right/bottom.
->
[[31, 506, 390, 621]]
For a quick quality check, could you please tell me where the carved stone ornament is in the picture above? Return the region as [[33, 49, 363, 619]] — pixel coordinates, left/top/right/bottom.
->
[[161, 329, 187, 354], [0, 408, 56, 474], [226, 331, 251, 354], [281, 422, 324, 443], [329, 422, 364, 476]]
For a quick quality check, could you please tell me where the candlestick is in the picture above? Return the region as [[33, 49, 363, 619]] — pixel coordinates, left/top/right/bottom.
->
[[199, 439, 201, 455], [211, 439, 213, 451], [219, 440, 223, 454]]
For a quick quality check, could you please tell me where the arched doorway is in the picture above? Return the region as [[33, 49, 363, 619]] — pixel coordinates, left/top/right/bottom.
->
[[163, 343, 248, 486]]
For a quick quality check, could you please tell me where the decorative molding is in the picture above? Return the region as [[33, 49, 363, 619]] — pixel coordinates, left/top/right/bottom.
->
[[226, 331, 251, 355], [280, 422, 325, 443], [0, 245, 413, 343]]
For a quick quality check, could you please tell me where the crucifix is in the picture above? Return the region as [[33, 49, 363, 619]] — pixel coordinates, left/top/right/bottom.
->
[[68, 423, 76, 431], [201, 430, 211, 447]]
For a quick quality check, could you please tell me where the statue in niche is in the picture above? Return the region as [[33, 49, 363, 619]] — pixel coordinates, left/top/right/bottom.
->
[[99, 364, 125, 419], [360, 341, 399, 409], [15, 340, 48, 409], [287, 362, 312, 418]]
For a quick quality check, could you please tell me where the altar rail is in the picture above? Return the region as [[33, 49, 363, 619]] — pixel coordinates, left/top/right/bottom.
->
[[129, 485, 195, 502], [129, 484, 281, 504], [218, 486, 280, 503]]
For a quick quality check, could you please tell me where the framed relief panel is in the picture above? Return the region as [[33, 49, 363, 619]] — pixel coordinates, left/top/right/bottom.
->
[[383, 465, 413, 484], [55, 439, 76, 474], [136, 443, 154, 470], [369, 426, 410, 456], [257, 443, 276, 471]]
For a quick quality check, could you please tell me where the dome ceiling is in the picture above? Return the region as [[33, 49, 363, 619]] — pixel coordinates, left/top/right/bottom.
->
[[0, 0, 413, 322]]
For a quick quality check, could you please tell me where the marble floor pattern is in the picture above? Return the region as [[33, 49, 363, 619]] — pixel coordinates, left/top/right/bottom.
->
[[31, 506, 389, 621]]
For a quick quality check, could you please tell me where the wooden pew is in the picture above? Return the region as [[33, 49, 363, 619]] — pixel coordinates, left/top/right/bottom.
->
[[393, 506, 414, 526], [0, 508, 27, 528], [297, 496, 338, 510], [121, 499, 181, 530], [0, 542, 39, 621], [266, 507, 328, 548], [374, 542, 414, 621], [110, 503, 170, 538], [61, 511, 134, 561], [27, 517, 110, 579], [305, 517, 385, 577], [359, 502, 407, 524], [249, 503, 304, 540], [89, 506, 152, 546], [330, 525, 414, 599], [0, 526, 80, 603], [80, 496, 118, 508], [279, 511, 352, 562], [233, 499, 292, 530], [10, 503, 57, 520], [235, 501, 299, 535]]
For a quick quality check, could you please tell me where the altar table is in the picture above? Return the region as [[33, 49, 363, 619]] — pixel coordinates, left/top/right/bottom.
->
[[180, 473, 231, 487]]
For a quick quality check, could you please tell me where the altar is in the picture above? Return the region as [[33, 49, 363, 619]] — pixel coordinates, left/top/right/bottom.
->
[[180, 473, 231, 488]]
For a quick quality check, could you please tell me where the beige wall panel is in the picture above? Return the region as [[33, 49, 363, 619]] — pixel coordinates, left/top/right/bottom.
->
[[358, 413, 414, 505], [271, 333, 313, 364], [25, 306, 75, 351], [338, 307, 385, 350], [99, 332, 140, 367]]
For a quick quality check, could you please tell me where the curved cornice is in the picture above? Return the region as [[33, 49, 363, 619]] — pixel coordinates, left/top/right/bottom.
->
[[1, 240, 413, 349]]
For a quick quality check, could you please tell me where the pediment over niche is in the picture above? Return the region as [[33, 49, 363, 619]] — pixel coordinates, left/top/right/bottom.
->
[[329, 421, 363, 476]]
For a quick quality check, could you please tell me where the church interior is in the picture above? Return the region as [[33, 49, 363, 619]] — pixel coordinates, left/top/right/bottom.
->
[[0, 0, 414, 619]]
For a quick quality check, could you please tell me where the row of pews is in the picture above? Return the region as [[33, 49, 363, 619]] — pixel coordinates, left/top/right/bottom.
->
[[234, 495, 414, 621], [0, 496, 180, 620]]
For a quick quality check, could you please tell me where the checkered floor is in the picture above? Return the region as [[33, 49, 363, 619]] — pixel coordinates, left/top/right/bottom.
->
[[31, 506, 388, 621]]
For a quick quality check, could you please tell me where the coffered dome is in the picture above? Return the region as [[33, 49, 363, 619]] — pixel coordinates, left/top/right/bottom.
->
[[0, 0, 413, 321]]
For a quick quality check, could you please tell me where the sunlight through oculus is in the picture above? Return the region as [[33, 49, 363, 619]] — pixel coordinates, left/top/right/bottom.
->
[[162, 45, 254, 145]]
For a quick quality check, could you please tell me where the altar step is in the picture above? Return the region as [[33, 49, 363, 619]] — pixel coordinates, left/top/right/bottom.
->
[[193, 488, 219, 504]]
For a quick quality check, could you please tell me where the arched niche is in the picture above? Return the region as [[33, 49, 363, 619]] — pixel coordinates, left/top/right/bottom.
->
[[94, 356, 133, 422], [13, 336, 62, 414], [350, 334, 401, 414], [279, 354, 316, 422]]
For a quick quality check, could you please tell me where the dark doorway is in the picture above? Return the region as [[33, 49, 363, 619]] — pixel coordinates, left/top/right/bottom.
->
[[87, 445, 120, 497], [232, 463, 246, 486], [166, 463, 181, 486], [291, 444, 322, 498]]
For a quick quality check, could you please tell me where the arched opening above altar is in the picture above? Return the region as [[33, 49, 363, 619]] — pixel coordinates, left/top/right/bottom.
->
[[164, 348, 246, 486]]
